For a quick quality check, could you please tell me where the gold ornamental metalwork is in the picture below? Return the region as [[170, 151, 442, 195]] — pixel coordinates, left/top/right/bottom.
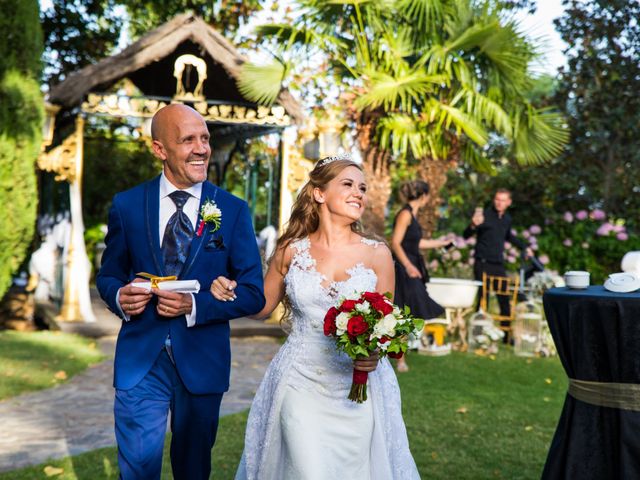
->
[[81, 93, 291, 127], [173, 54, 208, 101], [287, 150, 314, 193], [37, 130, 78, 182]]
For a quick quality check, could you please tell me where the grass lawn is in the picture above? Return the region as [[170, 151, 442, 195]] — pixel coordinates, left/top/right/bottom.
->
[[0, 331, 105, 400], [0, 348, 565, 479]]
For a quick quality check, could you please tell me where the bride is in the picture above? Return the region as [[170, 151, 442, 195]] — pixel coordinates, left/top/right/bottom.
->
[[210, 155, 420, 479]]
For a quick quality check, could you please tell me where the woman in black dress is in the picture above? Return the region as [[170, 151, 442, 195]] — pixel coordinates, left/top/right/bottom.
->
[[391, 180, 449, 372]]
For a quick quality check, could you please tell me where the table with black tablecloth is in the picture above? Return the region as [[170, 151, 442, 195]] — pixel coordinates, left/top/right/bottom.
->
[[542, 286, 640, 479]]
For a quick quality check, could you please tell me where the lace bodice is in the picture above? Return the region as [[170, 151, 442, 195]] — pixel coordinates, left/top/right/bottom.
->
[[284, 237, 380, 335]]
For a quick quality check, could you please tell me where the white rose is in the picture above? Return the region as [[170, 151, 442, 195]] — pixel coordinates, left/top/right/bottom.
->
[[355, 301, 371, 314], [373, 314, 397, 337], [335, 312, 349, 333], [381, 314, 398, 333], [393, 306, 401, 316]]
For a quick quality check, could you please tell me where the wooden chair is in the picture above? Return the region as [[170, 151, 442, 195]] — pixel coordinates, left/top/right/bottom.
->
[[480, 272, 520, 337]]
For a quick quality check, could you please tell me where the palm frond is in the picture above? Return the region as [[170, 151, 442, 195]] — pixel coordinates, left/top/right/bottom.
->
[[256, 23, 349, 52], [461, 141, 495, 174], [397, 0, 444, 36], [237, 60, 288, 106], [512, 107, 569, 165], [458, 88, 512, 136], [438, 104, 489, 146], [378, 113, 427, 158], [355, 69, 444, 111]]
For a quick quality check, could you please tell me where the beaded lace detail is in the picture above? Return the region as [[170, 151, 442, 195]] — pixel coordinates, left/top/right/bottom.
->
[[236, 236, 420, 480]]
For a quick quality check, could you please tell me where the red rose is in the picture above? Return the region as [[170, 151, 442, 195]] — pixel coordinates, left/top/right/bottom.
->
[[372, 299, 393, 316], [387, 351, 404, 359], [339, 299, 358, 312], [379, 336, 390, 344], [323, 307, 339, 336], [363, 291, 385, 303], [347, 315, 369, 337]]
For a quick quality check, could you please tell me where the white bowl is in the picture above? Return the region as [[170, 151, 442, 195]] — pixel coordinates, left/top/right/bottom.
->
[[564, 271, 590, 289], [426, 278, 483, 309]]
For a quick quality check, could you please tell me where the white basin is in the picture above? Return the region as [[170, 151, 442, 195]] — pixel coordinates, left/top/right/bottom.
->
[[426, 277, 482, 309]]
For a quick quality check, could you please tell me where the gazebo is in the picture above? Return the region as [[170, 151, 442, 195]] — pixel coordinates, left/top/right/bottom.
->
[[38, 13, 305, 323]]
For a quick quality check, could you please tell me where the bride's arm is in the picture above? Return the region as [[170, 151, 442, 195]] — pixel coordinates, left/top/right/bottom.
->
[[209, 244, 291, 320], [249, 246, 290, 319], [372, 244, 395, 300]]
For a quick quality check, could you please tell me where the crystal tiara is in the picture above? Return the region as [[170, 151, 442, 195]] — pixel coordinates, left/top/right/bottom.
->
[[316, 153, 353, 168]]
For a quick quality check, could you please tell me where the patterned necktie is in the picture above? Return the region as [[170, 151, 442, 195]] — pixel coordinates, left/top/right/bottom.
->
[[162, 191, 194, 277]]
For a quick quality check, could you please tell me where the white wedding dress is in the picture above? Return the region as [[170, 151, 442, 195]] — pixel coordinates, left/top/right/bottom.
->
[[236, 237, 421, 480]]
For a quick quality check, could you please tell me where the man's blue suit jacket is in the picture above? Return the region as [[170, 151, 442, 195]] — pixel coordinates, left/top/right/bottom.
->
[[96, 176, 265, 394]]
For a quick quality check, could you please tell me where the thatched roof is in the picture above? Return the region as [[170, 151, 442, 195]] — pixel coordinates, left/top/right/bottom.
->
[[48, 13, 303, 124]]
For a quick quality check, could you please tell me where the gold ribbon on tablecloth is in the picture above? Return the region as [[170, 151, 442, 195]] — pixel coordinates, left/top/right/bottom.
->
[[568, 379, 640, 411]]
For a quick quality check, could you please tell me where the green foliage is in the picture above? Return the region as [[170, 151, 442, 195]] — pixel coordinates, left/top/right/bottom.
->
[[84, 223, 107, 273], [82, 127, 162, 229], [553, 0, 640, 218], [0, 0, 42, 77], [41, 0, 123, 85], [433, 188, 640, 284], [242, 0, 568, 167], [120, 0, 263, 40], [532, 211, 640, 284], [0, 0, 43, 300], [0, 351, 566, 479], [0, 331, 105, 400]]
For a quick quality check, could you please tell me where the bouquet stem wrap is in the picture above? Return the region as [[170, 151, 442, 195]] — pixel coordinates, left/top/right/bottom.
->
[[350, 369, 369, 403]]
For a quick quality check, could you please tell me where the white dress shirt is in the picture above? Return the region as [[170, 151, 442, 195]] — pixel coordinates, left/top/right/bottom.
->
[[116, 173, 201, 326]]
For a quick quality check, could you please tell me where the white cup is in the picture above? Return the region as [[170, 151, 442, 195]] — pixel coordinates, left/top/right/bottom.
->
[[564, 271, 590, 289]]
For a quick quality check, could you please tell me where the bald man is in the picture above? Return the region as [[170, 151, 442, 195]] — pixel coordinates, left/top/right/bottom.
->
[[97, 105, 265, 479]]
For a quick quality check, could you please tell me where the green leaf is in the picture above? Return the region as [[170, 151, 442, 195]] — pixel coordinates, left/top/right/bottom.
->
[[237, 60, 288, 106]]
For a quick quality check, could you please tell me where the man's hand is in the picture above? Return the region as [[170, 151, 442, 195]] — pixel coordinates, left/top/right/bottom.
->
[[210, 275, 237, 302], [119, 278, 152, 316], [525, 247, 534, 259], [155, 289, 193, 318], [354, 350, 380, 373], [471, 207, 484, 227]]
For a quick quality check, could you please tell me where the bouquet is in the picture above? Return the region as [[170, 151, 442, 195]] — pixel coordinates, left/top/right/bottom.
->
[[323, 291, 424, 403]]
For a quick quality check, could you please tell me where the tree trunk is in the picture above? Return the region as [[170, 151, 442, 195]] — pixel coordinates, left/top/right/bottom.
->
[[343, 97, 391, 237], [416, 149, 459, 237], [361, 159, 391, 236]]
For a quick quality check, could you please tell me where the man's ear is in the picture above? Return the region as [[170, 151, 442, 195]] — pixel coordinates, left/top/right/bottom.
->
[[313, 187, 325, 204], [151, 140, 167, 160]]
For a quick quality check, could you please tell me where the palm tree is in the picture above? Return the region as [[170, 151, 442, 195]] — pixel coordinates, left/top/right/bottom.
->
[[239, 0, 568, 235]]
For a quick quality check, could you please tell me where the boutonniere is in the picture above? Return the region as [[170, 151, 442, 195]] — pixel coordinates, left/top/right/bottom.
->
[[196, 199, 222, 237]]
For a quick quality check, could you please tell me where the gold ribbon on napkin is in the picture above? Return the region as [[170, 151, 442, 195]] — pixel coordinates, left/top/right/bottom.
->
[[136, 272, 177, 289], [568, 378, 640, 411]]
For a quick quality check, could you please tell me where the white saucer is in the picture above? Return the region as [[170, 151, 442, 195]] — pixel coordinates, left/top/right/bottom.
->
[[604, 272, 640, 293]]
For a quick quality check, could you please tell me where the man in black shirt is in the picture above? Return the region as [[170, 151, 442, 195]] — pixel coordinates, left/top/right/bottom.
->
[[463, 189, 532, 341]]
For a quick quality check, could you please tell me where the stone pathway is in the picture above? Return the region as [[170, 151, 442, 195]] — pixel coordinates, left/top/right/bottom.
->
[[0, 335, 281, 473]]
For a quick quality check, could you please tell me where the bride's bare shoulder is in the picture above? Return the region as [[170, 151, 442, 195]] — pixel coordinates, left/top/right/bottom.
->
[[359, 237, 392, 265], [269, 241, 296, 276]]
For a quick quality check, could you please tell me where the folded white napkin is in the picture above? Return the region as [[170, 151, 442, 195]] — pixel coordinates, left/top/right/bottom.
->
[[137, 280, 201, 294], [604, 272, 640, 293]]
